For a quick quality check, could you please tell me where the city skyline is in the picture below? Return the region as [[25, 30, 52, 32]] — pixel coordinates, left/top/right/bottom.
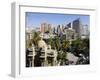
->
[[25, 12, 90, 67], [26, 12, 90, 28]]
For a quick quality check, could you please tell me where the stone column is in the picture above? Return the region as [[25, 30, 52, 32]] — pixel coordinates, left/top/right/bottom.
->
[[53, 50, 57, 66], [44, 46, 48, 66], [32, 44, 35, 67]]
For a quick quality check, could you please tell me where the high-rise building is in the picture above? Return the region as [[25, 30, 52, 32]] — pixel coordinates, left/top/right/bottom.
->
[[62, 24, 65, 32], [64, 28, 76, 40], [53, 27, 56, 34], [48, 24, 52, 33], [41, 23, 52, 33], [44, 23, 48, 32], [41, 23, 45, 33], [41, 23, 48, 33], [83, 25, 89, 35], [72, 18, 82, 37], [57, 25, 62, 36], [81, 24, 89, 39], [67, 22, 72, 29]]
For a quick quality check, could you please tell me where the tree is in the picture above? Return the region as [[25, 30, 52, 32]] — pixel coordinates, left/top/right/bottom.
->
[[71, 38, 89, 57], [48, 35, 55, 49], [55, 36, 60, 50], [62, 40, 70, 51], [32, 32, 41, 46], [57, 50, 67, 65]]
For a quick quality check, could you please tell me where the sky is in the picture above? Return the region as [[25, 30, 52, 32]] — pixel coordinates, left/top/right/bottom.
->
[[26, 12, 90, 28]]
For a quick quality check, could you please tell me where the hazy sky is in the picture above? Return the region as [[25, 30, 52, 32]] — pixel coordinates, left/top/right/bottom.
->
[[26, 12, 89, 28]]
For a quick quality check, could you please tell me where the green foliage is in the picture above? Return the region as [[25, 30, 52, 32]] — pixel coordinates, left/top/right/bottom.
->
[[55, 36, 60, 50], [57, 51, 67, 61], [71, 38, 89, 56], [72, 39, 89, 49], [32, 32, 41, 46], [62, 40, 70, 50], [48, 36, 55, 49]]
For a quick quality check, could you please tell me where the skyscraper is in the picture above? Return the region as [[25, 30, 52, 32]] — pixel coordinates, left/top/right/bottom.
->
[[53, 27, 56, 34], [81, 24, 89, 38], [67, 22, 71, 29], [62, 24, 65, 32], [57, 25, 62, 36], [41, 23, 45, 33], [41, 22, 48, 33], [64, 28, 76, 40], [41, 23, 53, 33], [72, 18, 82, 37], [48, 24, 52, 33]]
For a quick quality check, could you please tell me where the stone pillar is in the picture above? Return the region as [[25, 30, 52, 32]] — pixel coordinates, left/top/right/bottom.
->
[[53, 50, 57, 66], [44, 46, 48, 66], [32, 44, 35, 67]]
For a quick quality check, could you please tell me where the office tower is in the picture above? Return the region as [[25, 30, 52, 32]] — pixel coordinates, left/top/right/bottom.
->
[[67, 22, 71, 28], [64, 28, 76, 40], [57, 25, 62, 35], [61, 24, 65, 32], [41, 23, 45, 33], [41, 22, 48, 33], [81, 24, 89, 38], [41, 23, 53, 33], [44, 23, 48, 32], [53, 27, 56, 34], [72, 18, 82, 37], [48, 24, 52, 33]]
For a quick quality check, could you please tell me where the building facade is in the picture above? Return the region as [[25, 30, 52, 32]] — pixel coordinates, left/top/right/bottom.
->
[[72, 18, 82, 38]]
